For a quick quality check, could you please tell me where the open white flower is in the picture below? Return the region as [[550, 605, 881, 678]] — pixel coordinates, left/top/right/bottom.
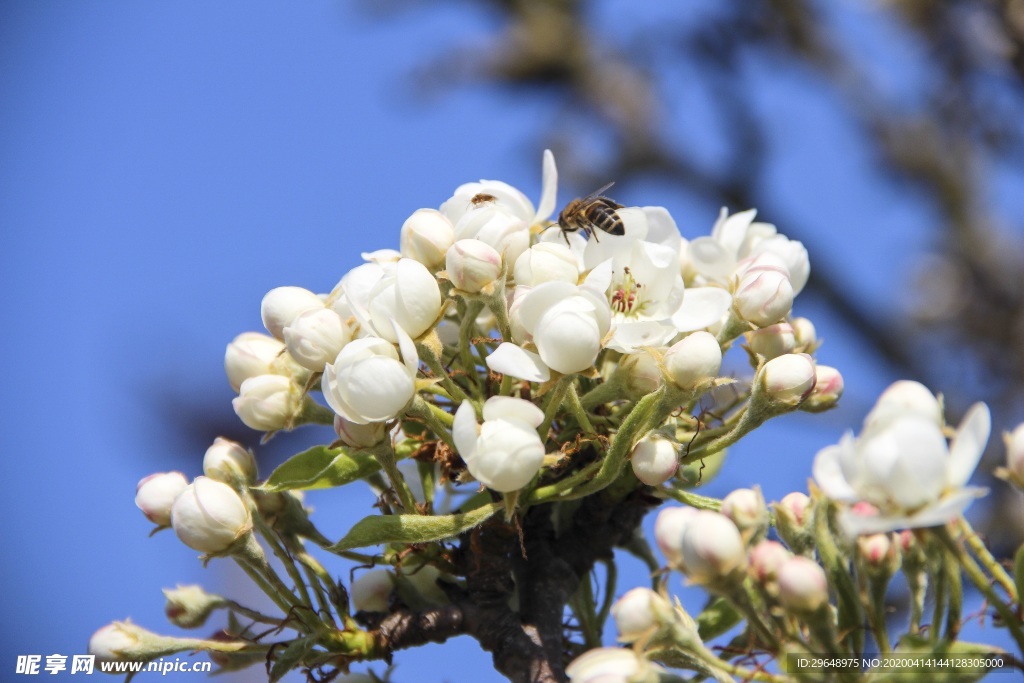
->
[[322, 323, 419, 425], [441, 150, 558, 270], [488, 274, 611, 378], [452, 397, 546, 492], [688, 208, 809, 294], [331, 258, 442, 343], [813, 382, 990, 536]]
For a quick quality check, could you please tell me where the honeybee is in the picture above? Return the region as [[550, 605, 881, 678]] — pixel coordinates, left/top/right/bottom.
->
[[470, 192, 497, 206], [556, 182, 625, 244]]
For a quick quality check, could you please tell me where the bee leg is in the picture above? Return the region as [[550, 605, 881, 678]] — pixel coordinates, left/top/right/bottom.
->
[[562, 229, 571, 247], [590, 228, 600, 243]]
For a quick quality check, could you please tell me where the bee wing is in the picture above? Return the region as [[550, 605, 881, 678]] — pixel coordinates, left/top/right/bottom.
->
[[579, 181, 616, 202]]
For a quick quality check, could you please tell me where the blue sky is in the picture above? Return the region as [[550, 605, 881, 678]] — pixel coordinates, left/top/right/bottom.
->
[[1, 1, 1015, 681]]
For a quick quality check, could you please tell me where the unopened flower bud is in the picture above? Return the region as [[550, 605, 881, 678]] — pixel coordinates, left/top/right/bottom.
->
[[566, 648, 663, 683], [679, 511, 748, 583], [777, 556, 828, 612], [802, 365, 843, 412], [654, 506, 699, 567], [746, 323, 797, 360], [773, 492, 813, 555], [761, 353, 816, 404], [232, 374, 295, 432], [260, 286, 324, 340], [631, 434, 679, 486], [224, 332, 288, 392], [400, 208, 455, 269], [446, 239, 503, 293], [334, 415, 388, 449], [611, 587, 673, 643], [618, 351, 664, 398], [283, 308, 351, 372], [203, 437, 257, 487], [514, 242, 579, 287], [664, 331, 722, 390], [791, 316, 817, 349], [749, 540, 793, 594], [857, 533, 900, 576], [721, 487, 769, 540], [88, 621, 189, 663], [734, 255, 794, 327], [351, 569, 394, 613], [999, 424, 1024, 488], [163, 585, 225, 629], [136, 472, 188, 527], [171, 477, 252, 554]]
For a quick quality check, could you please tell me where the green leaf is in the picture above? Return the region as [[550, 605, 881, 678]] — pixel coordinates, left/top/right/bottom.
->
[[696, 596, 742, 641], [269, 637, 316, 683], [330, 503, 501, 552], [259, 445, 381, 492], [1014, 545, 1024, 605]]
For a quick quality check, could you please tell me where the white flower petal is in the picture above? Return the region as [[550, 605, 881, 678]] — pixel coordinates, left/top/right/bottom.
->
[[715, 208, 757, 254], [535, 307, 601, 374], [641, 206, 682, 252], [687, 236, 735, 282], [393, 322, 420, 375], [452, 401, 480, 462], [606, 321, 674, 354], [812, 444, 859, 502], [536, 149, 558, 222], [671, 287, 732, 332], [582, 259, 613, 296], [947, 402, 991, 488], [517, 281, 579, 335], [483, 396, 545, 428], [485, 343, 551, 382]]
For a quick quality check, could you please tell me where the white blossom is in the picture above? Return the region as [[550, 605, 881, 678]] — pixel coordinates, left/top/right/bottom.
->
[[232, 374, 296, 432], [170, 476, 252, 554], [654, 506, 699, 567], [630, 434, 679, 486], [813, 382, 990, 535], [351, 569, 394, 613], [446, 239, 502, 293], [452, 397, 546, 492], [611, 587, 671, 643], [400, 208, 455, 270], [761, 353, 816, 404], [663, 331, 722, 390], [365, 258, 443, 342], [513, 242, 580, 287], [224, 332, 288, 392], [203, 437, 257, 486], [776, 556, 828, 612], [322, 324, 419, 425], [733, 253, 794, 327], [135, 472, 188, 526], [283, 307, 351, 372], [260, 286, 325, 340], [679, 511, 748, 583]]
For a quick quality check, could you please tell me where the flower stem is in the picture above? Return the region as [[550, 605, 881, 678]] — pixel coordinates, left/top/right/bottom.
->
[[566, 381, 596, 434], [417, 342, 472, 405], [933, 525, 1024, 654], [659, 487, 722, 512], [958, 517, 1019, 602], [537, 375, 573, 441], [372, 443, 420, 514]]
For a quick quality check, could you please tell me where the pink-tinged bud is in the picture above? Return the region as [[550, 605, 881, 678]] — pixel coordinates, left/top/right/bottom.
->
[[777, 492, 811, 527], [746, 323, 797, 360], [777, 556, 829, 612], [163, 585, 225, 629], [203, 437, 257, 487], [734, 255, 794, 327], [802, 365, 843, 412], [679, 511, 748, 583], [446, 239, 503, 293], [351, 569, 394, 613], [857, 533, 900, 576], [721, 487, 769, 539], [664, 331, 722, 390], [135, 472, 188, 527], [761, 353, 816, 404], [654, 506, 699, 567], [791, 316, 817, 349], [631, 434, 679, 486], [400, 208, 455, 270], [611, 587, 672, 642], [749, 540, 793, 589], [334, 415, 388, 449], [260, 286, 324, 340], [170, 477, 252, 554]]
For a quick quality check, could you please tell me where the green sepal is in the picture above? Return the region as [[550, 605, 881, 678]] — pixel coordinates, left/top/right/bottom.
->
[[258, 445, 382, 492], [330, 503, 502, 552], [1014, 545, 1024, 606]]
